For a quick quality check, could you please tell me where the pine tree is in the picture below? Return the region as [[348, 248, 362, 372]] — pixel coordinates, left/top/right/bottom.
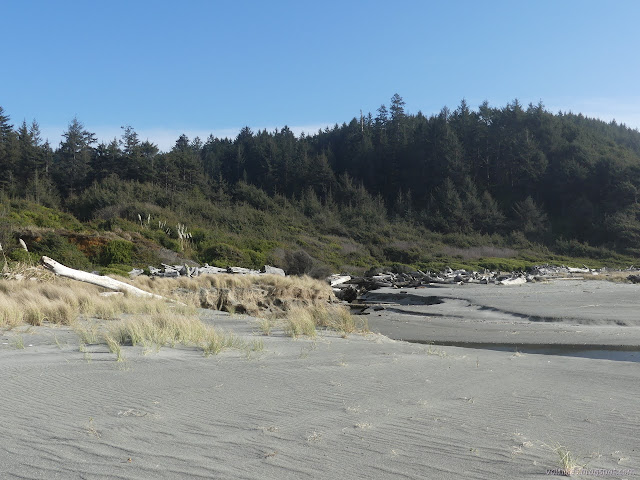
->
[[55, 117, 97, 195], [0, 106, 17, 194]]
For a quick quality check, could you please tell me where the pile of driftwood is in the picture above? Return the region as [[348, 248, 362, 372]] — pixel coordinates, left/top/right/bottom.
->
[[328, 264, 610, 302], [129, 264, 285, 278]]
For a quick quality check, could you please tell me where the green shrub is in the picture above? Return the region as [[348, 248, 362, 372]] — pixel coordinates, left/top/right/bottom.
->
[[476, 258, 532, 272], [8, 249, 38, 264], [5, 200, 83, 231], [98, 264, 132, 277], [203, 243, 247, 266], [159, 236, 180, 252], [283, 249, 315, 275], [100, 240, 133, 266], [244, 249, 267, 268], [131, 243, 161, 267], [28, 232, 91, 269], [383, 246, 420, 264]]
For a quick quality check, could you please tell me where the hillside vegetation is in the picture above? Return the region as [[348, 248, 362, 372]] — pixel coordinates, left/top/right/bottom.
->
[[2, 96, 640, 275]]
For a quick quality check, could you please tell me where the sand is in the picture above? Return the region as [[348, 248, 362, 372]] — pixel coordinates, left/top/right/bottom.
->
[[1, 279, 639, 479]]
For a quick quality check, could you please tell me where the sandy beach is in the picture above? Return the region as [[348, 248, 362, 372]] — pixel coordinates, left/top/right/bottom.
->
[[1, 279, 639, 479]]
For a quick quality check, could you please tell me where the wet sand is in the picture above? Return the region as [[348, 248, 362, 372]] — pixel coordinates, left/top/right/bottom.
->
[[363, 280, 640, 347]]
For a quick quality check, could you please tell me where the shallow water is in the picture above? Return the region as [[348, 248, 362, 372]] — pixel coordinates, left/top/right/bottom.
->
[[409, 340, 640, 363], [360, 287, 640, 362]]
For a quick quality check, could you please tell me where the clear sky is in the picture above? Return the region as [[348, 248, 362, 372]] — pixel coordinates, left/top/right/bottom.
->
[[2, 0, 639, 152]]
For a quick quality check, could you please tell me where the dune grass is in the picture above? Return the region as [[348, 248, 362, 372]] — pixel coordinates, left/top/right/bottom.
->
[[555, 445, 582, 476], [130, 273, 333, 315], [103, 312, 258, 358], [1, 264, 362, 360], [284, 304, 368, 338], [0, 269, 197, 329]]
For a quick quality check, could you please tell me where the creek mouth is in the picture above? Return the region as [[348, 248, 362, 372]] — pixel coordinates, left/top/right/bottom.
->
[[412, 340, 640, 363], [358, 291, 640, 363]]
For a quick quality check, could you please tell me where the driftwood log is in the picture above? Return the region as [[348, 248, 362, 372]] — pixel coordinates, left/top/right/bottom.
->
[[40, 256, 170, 301]]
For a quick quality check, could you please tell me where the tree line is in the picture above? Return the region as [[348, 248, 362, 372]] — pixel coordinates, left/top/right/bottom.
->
[[2, 95, 640, 255]]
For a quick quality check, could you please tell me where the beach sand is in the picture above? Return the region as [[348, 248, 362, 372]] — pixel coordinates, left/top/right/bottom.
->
[[1, 280, 638, 479]]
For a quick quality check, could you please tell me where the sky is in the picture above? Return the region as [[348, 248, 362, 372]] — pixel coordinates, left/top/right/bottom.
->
[[2, 0, 640, 152]]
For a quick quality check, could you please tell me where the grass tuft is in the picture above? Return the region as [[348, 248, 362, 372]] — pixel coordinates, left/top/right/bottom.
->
[[284, 304, 367, 338], [104, 334, 125, 362], [549, 443, 586, 477], [284, 307, 317, 338]]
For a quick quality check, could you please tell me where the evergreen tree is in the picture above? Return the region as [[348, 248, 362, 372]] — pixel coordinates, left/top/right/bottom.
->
[[55, 117, 97, 196], [0, 106, 17, 195]]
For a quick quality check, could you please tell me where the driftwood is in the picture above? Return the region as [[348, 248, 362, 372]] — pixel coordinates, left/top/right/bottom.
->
[[40, 256, 170, 301], [140, 263, 285, 278], [496, 276, 527, 286], [330, 263, 609, 302]]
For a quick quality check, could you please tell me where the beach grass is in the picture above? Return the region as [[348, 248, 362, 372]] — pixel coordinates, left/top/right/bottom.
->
[[0, 271, 197, 329], [102, 312, 261, 358], [1, 265, 364, 360], [549, 443, 586, 477], [284, 304, 367, 338]]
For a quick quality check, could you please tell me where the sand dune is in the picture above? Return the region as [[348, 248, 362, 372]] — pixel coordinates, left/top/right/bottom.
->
[[1, 280, 639, 479]]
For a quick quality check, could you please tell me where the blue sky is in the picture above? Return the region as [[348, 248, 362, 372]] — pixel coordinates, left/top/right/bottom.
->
[[2, 0, 639, 152]]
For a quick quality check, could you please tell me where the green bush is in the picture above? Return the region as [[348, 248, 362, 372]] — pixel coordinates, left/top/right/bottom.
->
[[100, 240, 133, 266], [159, 235, 180, 252], [8, 249, 39, 264], [203, 243, 247, 266], [283, 249, 315, 275], [244, 249, 267, 268], [5, 200, 83, 231], [476, 258, 533, 272], [98, 264, 132, 277], [382, 246, 421, 264], [28, 232, 91, 269]]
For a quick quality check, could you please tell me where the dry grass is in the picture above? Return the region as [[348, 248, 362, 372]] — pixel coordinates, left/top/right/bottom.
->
[[106, 313, 208, 348], [104, 334, 125, 362], [103, 312, 258, 358], [315, 304, 368, 334], [130, 273, 334, 317], [1, 262, 55, 282], [284, 307, 318, 338], [551, 443, 585, 476], [0, 274, 196, 329], [582, 270, 640, 283], [1, 267, 357, 356], [284, 304, 367, 338], [201, 329, 245, 356], [2, 263, 336, 329]]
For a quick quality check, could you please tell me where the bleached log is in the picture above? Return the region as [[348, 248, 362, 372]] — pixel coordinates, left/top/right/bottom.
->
[[261, 265, 286, 276], [99, 291, 125, 297], [568, 267, 590, 274], [40, 256, 170, 301], [328, 275, 351, 287], [497, 276, 527, 286]]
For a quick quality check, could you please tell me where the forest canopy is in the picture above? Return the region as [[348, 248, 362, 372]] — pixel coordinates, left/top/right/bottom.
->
[[2, 96, 640, 272]]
